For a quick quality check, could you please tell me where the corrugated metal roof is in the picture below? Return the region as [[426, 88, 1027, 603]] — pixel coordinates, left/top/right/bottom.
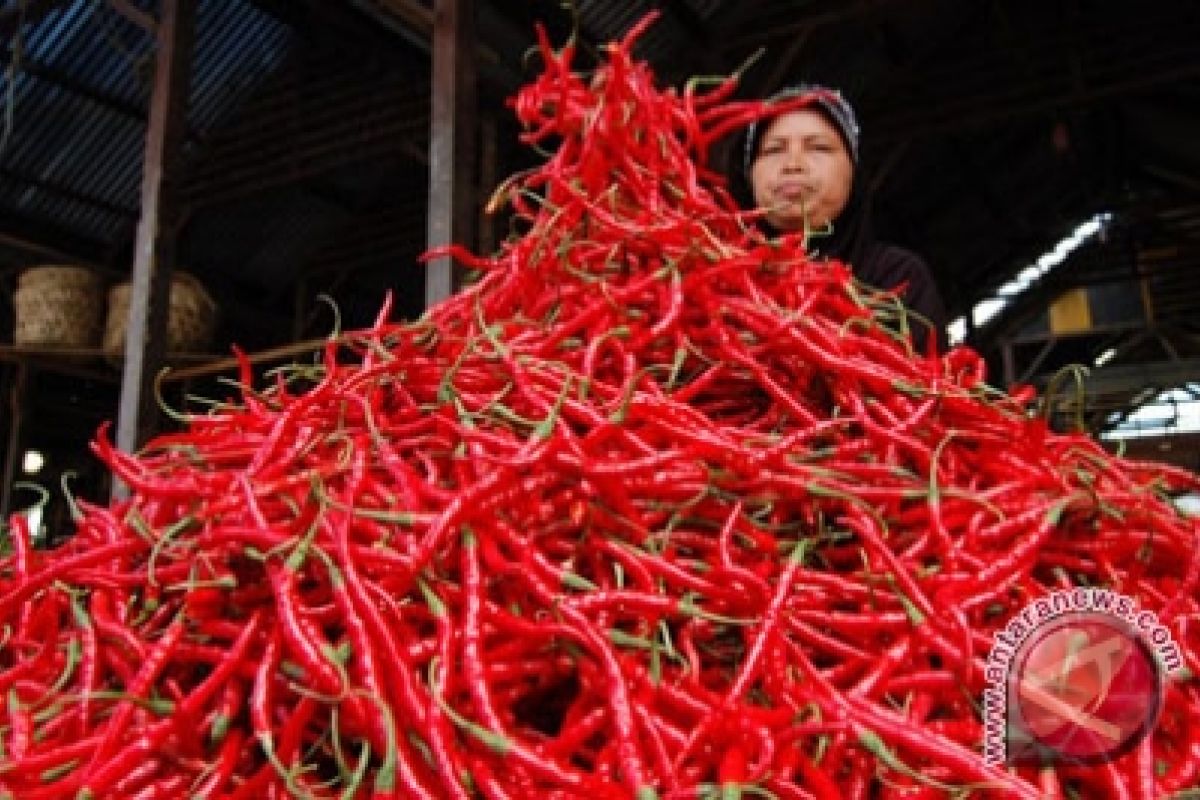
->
[[578, 0, 725, 67], [0, 0, 292, 248]]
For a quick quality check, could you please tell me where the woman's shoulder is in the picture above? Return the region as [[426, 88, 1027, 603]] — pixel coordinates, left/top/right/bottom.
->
[[857, 243, 939, 301], [858, 242, 948, 349], [860, 243, 934, 284]]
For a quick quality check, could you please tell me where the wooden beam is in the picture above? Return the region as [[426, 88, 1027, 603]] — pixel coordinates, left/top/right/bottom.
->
[[424, 0, 476, 308], [0, 208, 110, 266], [114, 0, 196, 467], [342, 0, 433, 53], [1043, 357, 1200, 397], [158, 334, 342, 383], [108, 0, 157, 35], [341, 0, 522, 92], [376, 0, 434, 36]]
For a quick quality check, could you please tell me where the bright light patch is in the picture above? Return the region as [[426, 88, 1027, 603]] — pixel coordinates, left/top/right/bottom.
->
[[948, 316, 968, 345], [24, 505, 44, 545], [1102, 384, 1200, 440], [21, 450, 45, 475], [972, 298, 1006, 329], [1177, 494, 1200, 517], [951, 212, 1112, 345]]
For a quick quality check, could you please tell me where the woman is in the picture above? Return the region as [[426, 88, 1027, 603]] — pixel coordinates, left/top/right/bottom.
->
[[732, 84, 948, 352]]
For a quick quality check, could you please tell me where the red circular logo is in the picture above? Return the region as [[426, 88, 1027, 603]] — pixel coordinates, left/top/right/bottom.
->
[[1008, 613, 1162, 764]]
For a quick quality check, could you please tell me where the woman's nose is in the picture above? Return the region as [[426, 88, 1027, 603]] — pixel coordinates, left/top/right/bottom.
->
[[782, 145, 807, 171]]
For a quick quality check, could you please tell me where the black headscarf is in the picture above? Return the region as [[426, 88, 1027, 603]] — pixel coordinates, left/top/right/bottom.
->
[[726, 84, 876, 271]]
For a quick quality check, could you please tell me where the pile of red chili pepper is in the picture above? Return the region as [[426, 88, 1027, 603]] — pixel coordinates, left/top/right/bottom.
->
[[2, 13, 1199, 799]]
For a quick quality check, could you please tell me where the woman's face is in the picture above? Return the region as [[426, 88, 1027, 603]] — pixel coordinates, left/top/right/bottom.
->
[[749, 108, 854, 233]]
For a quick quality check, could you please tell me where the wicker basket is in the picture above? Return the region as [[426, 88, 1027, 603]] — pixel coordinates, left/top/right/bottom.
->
[[13, 265, 105, 348], [103, 272, 218, 358]]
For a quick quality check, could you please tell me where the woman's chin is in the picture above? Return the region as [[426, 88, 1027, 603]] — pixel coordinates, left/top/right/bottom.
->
[[766, 213, 818, 235]]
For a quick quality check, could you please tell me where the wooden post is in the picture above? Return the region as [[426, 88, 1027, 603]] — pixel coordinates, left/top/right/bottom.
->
[[114, 0, 196, 476], [1002, 341, 1017, 388], [478, 111, 498, 255], [0, 364, 28, 519], [424, 0, 476, 308]]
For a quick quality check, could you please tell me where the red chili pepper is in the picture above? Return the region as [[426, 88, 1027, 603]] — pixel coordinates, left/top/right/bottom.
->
[[266, 537, 346, 700], [0, 538, 144, 620], [34, 626, 174, 796], [3, 11, 1198, 799], [848, 698, 1041, 800]]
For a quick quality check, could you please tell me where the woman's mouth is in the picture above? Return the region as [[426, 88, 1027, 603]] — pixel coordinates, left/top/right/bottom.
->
[[774, 182, 815, 201]]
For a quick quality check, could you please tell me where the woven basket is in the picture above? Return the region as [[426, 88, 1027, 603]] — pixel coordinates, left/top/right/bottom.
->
[[13, 265, 105, 348], [103, 272, 218, 358]]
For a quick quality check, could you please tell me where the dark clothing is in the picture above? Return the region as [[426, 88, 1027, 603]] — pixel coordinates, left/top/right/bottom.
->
[[851, 242, 948, 353]]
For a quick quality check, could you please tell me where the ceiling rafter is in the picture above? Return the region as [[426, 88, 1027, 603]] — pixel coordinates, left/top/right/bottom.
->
[[978, 231, 1200, 357], [0, 166, 137, 218], [184, 110, 427, 206], [177, 40, 429, 206], [1, 46, 146, 122], [869, 46, 1200, 145], [0, 206, 109, 265]]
